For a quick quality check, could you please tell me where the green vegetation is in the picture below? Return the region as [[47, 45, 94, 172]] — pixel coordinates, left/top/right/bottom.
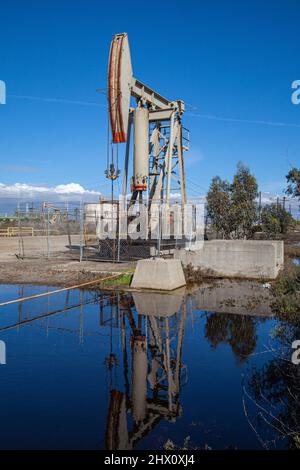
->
[[260, 203, 295, 238], [207, 162, 258, 239], [207, 163, 300, 240], [286, 167, 300, 198], [100, 272, 133, 287], [271, 260, 300, 320]]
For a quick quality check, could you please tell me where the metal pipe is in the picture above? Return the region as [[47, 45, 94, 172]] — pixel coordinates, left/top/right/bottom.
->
[[133, 107, 149, 192]]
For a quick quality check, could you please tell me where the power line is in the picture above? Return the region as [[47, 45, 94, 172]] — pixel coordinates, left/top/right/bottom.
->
[[8, 94, 300, 130], [8, 94, 105, 107], [185, 111, 300, 129]]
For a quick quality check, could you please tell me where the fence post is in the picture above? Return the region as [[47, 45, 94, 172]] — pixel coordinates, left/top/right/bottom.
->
[[17, 205, 22, 258], [95, 209, 98, 261], [46, 207, 50, 258], [79, 203, 84, 262], [66, 210, 72, 252], [117, 200, 121, 263]]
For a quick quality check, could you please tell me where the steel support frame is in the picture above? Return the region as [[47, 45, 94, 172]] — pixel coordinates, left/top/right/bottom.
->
[[149, 112, 187, 208], [123, 109, 187, 208]]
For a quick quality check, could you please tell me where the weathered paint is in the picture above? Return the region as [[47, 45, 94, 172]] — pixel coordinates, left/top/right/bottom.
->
[[108, 33, 132, 143]]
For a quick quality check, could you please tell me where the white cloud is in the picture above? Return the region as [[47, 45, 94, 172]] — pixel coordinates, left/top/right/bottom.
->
[[0, 183, 297, 211], [53, 183, 92, 195], [0, 182, 100, 201]]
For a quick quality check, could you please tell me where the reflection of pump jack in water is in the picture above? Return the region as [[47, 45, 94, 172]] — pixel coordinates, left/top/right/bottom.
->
[[104, 294, 187, 450]]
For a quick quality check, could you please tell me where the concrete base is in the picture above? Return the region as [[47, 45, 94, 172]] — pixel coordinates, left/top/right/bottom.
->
[[131, 258, 186, 291], [175, 240, 284, 280]]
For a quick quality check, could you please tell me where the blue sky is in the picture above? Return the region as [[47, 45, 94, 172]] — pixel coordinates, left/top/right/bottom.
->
[[0, 0, 299, 199]]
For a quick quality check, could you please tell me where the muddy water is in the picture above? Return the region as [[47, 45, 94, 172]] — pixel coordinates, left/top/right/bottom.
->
[[0, 282, 295, 450]]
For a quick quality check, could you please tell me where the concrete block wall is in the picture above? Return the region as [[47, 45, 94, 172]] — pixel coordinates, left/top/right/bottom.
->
[[175, 240, 284, 280], [275, 240, 284, 268]]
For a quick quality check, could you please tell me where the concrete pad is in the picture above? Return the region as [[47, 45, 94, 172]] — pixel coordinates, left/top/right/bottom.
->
[[131, 258, 186, 291], [175, 240, 284, 280]]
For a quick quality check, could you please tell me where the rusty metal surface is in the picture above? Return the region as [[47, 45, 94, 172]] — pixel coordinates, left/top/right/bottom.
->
[[108, 33, 132, 143]]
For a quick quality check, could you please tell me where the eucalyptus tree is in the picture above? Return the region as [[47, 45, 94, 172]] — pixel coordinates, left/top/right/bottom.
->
[[207, 162, 258, 239]]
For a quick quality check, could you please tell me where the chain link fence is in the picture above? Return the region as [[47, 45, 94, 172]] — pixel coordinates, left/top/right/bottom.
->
[[0, 200, 202, 262], [1, 196, 298, 262], [12, 203, 81, 260]]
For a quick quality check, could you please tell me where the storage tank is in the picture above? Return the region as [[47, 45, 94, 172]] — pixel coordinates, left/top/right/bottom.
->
[[133, 107, 149, 191]]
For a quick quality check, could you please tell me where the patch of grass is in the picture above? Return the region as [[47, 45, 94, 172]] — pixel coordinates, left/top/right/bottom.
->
[[101, 273, 133, 287]]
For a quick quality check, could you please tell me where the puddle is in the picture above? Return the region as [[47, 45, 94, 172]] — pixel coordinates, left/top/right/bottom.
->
[[0, 283, 295, 450]]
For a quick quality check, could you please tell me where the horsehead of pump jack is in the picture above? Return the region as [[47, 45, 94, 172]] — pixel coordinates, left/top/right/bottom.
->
[[107, 33, 188, 208]]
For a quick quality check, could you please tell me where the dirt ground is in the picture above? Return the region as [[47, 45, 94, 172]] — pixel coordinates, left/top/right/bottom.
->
[[0, 234, 81, 261], [1, 232, 299, 288], [0, 258, 135, 286], [0, 235, 135, 286]]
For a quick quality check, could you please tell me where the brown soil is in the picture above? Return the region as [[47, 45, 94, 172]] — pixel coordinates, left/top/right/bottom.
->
[[0, 259, 135, 287]]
